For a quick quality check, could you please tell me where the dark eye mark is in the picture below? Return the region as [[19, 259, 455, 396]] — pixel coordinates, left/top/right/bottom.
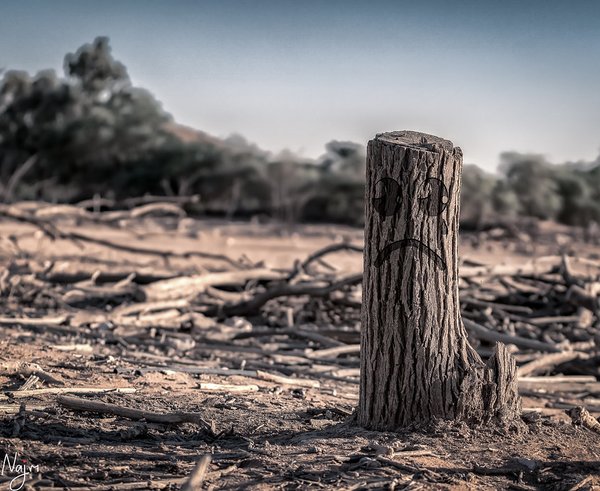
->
[[419, 178, 449, 216], [373, 177, 401, 216]]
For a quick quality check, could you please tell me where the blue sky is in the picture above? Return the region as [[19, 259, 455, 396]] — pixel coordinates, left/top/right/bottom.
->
[[1, 0, 600, 170]]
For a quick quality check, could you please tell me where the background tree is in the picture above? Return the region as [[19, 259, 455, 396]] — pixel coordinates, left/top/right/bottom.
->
[[302, 141, 366, 225], [499, 152, 562, 220], [1, 37, 600, 229], [460, 165, 497, 229]]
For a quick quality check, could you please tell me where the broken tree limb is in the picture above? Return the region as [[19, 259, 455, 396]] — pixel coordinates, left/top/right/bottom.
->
[[518, 351, 585, 377], [463, 318, 561, 352], [306, 345, 360, 359], [204, 273, 362, 317], [0, 204, 246, 268], [0, 315, 69, 327], [181, 455, 212, 491], [197, 383, 259, 392], [35, 201, 186, 223], [2, 387, 136, 400], [57, 395, 207, 425], [144, 268, 288, 302], [254, 370, 320, 388], [0, 204, 62, 240], [287, 242, 363, 281], [63, 230, 247, 269], [459, 261, 557, 279]]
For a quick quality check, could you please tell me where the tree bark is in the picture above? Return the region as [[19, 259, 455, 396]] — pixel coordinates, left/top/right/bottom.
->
[[357, 131, 520, 430]]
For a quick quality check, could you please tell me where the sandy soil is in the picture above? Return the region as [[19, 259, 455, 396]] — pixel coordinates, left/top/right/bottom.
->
[[1, 216, 599, 490]]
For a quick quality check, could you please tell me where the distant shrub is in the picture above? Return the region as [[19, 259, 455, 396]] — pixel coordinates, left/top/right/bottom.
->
[[2, 37, 600, 228]]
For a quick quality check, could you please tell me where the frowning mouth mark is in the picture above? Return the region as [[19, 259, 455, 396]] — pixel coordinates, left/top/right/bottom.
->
[[375, 239, 447, 270]]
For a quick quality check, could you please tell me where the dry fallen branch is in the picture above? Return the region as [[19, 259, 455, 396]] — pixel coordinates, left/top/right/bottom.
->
[[0, 204, 62, 239], [144, 268, 287, 302], [64, 230, 247, 269], [57, 395, 208, 425], [197, 383, 260, 392], [205, 272, 362, 317], [0, 315, 69, 327], [1, 387, 136, 400], [254, 370, 320, 388], [121, 194, 200, 208], [34, 201, 187, 223], [306, 345, 360, 360], [62, 193, 199, 213], [0, 204, 246, 268], [287, 242, 363, 281], [181, 455, 212, 491], [463, 318, 561, 352], [518, 352, 586, 377], [459, 261, 557, 279], [566, 284, 600, 313]]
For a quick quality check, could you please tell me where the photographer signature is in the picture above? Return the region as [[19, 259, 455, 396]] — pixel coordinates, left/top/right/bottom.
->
[[1, 452, 39, 491]]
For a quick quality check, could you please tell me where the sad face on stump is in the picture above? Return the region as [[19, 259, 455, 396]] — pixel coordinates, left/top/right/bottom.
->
[[372, 172, 450, 271]]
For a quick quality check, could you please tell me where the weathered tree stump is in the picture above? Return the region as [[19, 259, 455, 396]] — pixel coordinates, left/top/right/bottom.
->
[[357, 131, 521, 430]]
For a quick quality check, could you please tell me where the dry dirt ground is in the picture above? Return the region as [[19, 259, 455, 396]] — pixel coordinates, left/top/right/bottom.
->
[[0, 214, 599, 490]]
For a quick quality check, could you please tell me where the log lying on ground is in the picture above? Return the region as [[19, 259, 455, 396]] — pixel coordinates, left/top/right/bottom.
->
[[58, 395, 207, 425], [144, 268, 288, 302], [463, 318, 562, 353], [460, 262, 557, 279], [518, 351, 586, 377]]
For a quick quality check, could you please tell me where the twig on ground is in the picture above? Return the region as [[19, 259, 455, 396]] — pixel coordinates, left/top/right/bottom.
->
[[197, 383, 260, 392]]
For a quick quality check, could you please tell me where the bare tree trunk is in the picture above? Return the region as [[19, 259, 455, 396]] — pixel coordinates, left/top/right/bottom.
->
[[357, 131, 520, 430], [1, 154, 38, 203]]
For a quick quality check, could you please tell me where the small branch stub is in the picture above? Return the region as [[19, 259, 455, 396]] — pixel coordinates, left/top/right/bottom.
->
[[357, 131, 521, 430]]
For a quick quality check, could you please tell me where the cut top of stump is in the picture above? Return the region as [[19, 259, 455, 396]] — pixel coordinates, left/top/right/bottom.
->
[[374, 130, 457, 154]]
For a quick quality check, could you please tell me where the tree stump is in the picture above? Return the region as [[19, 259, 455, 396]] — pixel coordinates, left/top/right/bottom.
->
[[357, 131, 521, 430]]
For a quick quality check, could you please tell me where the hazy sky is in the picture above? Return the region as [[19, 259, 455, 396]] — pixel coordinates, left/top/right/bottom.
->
[[2, 0, 600, 170]]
